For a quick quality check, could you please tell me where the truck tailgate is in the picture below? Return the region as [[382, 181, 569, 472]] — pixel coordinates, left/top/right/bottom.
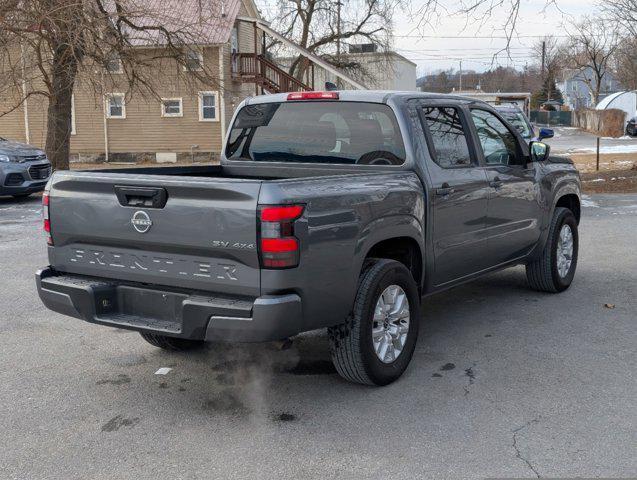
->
[[47, 171, 262, 297]]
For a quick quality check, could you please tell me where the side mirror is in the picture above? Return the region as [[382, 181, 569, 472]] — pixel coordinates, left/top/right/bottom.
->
[[538, 127, 554, 140], [529, 141, 551, 162]]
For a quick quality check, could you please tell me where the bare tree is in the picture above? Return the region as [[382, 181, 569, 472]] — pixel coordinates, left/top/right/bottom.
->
[[602, 0, 637, 90], [0, 0, 223, 170], [612, 39, 637, 90], [564, 17, 620, 106], [267, 0, 395, 81], [602, 0, 637, 37]]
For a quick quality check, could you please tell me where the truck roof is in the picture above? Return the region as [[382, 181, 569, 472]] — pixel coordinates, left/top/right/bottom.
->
[[243, 90, 488, 106]]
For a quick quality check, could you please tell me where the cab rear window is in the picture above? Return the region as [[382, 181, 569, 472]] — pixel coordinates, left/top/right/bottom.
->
[[226, 102, 406, 165]]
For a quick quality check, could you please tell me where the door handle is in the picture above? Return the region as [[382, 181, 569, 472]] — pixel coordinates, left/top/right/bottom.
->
[[489, 177, 503, 189], [114, 185, 168, 208], [435, 183, 455, 196]]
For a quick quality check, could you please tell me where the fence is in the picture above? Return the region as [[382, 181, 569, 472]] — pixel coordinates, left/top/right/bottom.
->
[[530, 110, 573, 126], [571, 108, 626, 138]]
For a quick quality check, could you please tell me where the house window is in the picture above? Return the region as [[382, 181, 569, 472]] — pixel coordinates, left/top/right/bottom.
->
[[161, 98, 183, 117], [184, 50, 203, 71], [105, 53, 123, 74], [198, 91, 218, 121], [105, 93, 125, 118]]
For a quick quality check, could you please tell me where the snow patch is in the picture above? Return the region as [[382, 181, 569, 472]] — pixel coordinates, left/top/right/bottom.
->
[[567, 144, 637, 155], [581, 195, 599, 208]]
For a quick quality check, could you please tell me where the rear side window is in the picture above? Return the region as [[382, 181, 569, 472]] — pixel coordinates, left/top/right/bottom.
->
[[226, 102, 406, 165], [421, 106, 472, 168]]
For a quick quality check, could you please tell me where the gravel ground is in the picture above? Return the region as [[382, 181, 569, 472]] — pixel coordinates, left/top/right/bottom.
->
[[0, 193, 635, 480]]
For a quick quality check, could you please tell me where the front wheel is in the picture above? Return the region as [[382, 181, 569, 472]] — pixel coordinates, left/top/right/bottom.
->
[[526, 207, 578, 293], [328, 259, 420, 386]]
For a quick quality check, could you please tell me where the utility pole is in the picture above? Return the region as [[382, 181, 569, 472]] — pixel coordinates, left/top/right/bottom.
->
[[459, 60, 463, 92]]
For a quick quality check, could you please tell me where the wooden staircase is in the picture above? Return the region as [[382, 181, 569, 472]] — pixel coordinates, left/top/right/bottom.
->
[[234, 53, 313, 94]]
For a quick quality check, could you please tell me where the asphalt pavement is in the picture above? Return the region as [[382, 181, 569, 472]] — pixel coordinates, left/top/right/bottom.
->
[[0, 193, 635, 479]]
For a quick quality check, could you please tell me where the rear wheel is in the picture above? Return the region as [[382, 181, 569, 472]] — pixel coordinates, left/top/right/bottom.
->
[[328, 259, 420, 386], [139, 332, 204, 351], [526, 207, 578, 293]]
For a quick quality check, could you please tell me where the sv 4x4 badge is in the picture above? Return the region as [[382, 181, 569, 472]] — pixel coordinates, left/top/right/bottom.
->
[[211, 240, 255, 250]]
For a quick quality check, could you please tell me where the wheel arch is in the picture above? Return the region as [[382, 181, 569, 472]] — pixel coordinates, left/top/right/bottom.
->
[[364, 236, 423, 288], [356, 215, 424, 285], [554, 193, 581, 224]]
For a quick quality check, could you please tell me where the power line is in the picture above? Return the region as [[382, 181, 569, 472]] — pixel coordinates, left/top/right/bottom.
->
[[397, 46, 533, 52], [392, 34, 595, 39]]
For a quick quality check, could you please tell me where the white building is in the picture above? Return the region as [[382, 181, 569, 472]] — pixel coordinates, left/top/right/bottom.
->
[[277, 46, 417, 91]]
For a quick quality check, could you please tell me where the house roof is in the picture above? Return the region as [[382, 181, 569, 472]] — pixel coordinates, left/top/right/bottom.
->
[[109, 0, 244, 46]]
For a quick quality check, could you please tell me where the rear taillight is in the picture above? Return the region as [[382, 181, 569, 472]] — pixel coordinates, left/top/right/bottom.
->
[[42, 191, 52, 245], [259, 205, 304, 269]]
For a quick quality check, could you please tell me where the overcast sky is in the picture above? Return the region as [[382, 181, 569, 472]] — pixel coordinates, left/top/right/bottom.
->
[[392, 0, 600, 75], [257, 0, 601, 76]]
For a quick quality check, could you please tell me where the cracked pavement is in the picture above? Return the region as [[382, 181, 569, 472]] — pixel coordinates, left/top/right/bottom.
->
[[1, 193, 636, 479]]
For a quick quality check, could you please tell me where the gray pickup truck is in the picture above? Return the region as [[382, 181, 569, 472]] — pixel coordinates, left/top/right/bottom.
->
[[36, 91, 581, 386]]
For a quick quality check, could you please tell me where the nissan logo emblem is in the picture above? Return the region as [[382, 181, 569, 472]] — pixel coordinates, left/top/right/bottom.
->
[[131, 210, 152, 233]]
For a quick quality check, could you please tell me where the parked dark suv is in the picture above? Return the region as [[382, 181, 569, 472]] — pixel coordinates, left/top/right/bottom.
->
[[0, 137, 51, 198]]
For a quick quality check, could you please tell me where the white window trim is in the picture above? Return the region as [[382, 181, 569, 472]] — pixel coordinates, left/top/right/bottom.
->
[[161, 97, 183, 118], [183, 50, 204, 72], [198, 91, 219, 122], [105, 93, 126, 119], [71, 94, 76, 135]]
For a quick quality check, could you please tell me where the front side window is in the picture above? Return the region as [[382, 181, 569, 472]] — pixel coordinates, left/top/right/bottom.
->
[[199, 92, 218, 121], [226, 102, 405, 165], [421, 106, 472, 168], [161, 98, 183, 117], [471, 109, 519, 166], [106, 94, 125, 118]]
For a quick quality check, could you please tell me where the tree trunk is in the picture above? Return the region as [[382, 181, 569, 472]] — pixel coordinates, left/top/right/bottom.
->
[[45, 44, 78, 171], [592, 80, 601, 107]]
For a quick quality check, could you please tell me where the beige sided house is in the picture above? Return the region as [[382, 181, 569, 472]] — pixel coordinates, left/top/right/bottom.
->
[[0, 0, 361, 163]]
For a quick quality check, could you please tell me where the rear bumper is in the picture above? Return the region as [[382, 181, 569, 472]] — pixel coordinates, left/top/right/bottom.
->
[[36, 267, 302, 342]]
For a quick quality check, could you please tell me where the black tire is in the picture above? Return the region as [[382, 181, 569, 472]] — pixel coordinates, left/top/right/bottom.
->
[[139, 332, 204, 351], [526, 207, 578, 293], [328, 258, 421, 386]]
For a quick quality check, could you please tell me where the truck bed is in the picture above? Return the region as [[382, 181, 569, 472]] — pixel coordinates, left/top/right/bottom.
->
[[89, 164, 284, 180]]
